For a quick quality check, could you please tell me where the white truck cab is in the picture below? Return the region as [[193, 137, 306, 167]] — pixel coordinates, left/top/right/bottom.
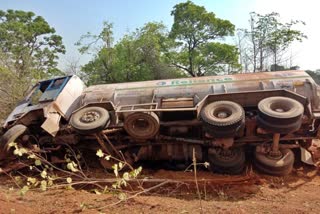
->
[[3, 75, 85, 136]]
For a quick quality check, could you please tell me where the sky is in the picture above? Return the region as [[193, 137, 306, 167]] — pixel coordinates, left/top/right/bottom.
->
[[0, 0, 319, 71]]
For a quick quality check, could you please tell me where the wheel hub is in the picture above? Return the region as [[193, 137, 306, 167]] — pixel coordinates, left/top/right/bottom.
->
[[275, 108, 285, 113], [81, 111, 100, 123], [267, 150, 283, 159], [133, 119, 149, 129], [217, 149, 236, 161], [217, 111, 229, 118]]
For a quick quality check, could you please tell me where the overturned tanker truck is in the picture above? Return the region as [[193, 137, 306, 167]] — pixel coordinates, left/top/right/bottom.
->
[[1, 70, 320, 175]]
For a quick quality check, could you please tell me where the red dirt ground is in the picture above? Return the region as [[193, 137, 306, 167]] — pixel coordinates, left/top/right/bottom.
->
[[0, 164, 320, 214]]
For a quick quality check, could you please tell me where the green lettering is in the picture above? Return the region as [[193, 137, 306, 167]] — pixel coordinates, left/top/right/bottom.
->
[[172, 80, 180, 85], [180, 80, 188, 84]]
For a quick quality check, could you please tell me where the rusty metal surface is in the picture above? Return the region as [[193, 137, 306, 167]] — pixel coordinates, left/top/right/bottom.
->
[[78, 70, 320, 126], [82, 70, 319, 111], [84, 70, 310, 92], [308, 139, 320, 166], [161, 98, 194, 108]]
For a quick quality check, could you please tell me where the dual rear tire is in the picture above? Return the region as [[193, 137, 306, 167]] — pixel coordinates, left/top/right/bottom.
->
[[201, 97, 303, 175], [201, 101, 244, 138], [255, 97, 302, 175], [208, 147, 246, 174], [254, 148, 295, 176], [207, 146, 295, 176], [255, 96, 302, 175], [257, 97, 304, 134], [201, 97, 304, 137]]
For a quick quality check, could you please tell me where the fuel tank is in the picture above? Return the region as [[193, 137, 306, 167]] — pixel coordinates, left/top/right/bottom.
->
[[81, 70, 320, 112]]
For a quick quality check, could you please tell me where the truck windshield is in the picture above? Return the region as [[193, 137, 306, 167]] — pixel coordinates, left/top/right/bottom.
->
[[26, 77, 70, 105]]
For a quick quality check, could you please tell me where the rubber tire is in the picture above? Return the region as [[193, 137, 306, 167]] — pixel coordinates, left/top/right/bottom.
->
[[254, 148, 294, 176], [70, 106, 110, 134], [257, 116, 302, 133], [201, 101, 245, 138], [124, 112, 160, 140], [0, 124, 27, 160], [257, 97, 304, 133], [208, 147, 246, 175]]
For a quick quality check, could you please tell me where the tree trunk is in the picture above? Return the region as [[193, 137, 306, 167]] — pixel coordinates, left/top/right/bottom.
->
[[274, 48, 277, 71], [259, 49, 263, 71]]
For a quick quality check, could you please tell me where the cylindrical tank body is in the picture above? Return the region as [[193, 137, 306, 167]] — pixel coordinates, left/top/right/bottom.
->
[[82, 70, 320, 111]]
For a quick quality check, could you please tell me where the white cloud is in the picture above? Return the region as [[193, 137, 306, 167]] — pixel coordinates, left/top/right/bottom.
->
[[253, 0, 320, 70]]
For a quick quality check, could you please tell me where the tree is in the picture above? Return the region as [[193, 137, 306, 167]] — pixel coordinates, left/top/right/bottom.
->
[[0, 10, 65, 79], [169, 1, 240, 76], [78, 22, 184, 85], [266, 18, 306, 69], [76, 21, 117, 84], [243, 12, 306, 72], [247, 13, 258, 72], [64, 57, 81, 76], [244, 12, 278, 72], [0, 64, 29, 120], [306, 70, 320, 85], [126, 22, 184, 80], [0, 10, 65, 121], [234, 29, 250, 72], [270, 64, 285, 71]]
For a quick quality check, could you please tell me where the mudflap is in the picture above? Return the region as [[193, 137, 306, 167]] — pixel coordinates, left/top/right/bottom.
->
[[301, 140, 320, 166]]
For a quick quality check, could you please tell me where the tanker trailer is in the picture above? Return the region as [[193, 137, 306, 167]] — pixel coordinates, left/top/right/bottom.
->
[[1, 70, 320, 175]]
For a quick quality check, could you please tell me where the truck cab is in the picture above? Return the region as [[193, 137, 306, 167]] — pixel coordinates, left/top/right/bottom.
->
[[2, 75, 85, 136]]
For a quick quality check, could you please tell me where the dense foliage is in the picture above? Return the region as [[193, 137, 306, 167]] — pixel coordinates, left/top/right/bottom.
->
[[168, 1, 240, 76], [77, 1, 242, 84], [0, 10, 65, 120], [0, 10, 65, 78], [306, 70, 320, 85], [76, 22, 185, 85]]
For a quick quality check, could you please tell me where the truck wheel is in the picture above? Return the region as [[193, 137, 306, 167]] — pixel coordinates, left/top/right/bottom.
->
[[208, 147, 245, 174], [257, 117, 302, 133], [257, 97, 304, 133], [0, 124, 28, 160], [124, 112, 160, 140], [254, 148, 294, 176], [201, 101, 245, 137], [70, 106, 110, 134]]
